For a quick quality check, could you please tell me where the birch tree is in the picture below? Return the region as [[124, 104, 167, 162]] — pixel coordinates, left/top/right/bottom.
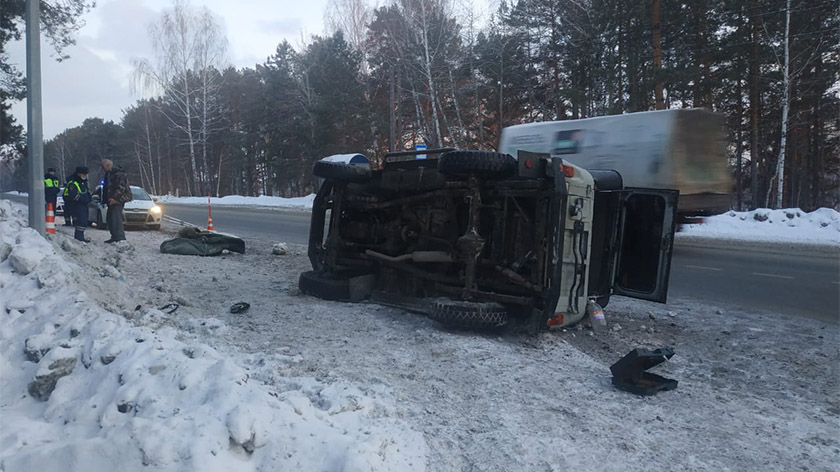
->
[[132, 0, 228, 195]]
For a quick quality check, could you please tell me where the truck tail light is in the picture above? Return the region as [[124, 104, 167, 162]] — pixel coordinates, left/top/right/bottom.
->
[[546, 313, 564, 326], [562, 165, 575, 178]]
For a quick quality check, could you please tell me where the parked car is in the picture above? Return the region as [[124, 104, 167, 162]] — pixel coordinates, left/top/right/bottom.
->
[[299, 149, 678, 331], [55, 191, 65, 216], [89, 185, 162, 230]]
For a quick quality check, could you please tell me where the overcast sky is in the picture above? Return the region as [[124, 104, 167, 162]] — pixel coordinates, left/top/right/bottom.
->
[[8, 0, 330, 139]]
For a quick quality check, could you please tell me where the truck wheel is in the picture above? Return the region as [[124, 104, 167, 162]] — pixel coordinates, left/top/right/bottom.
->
[[438, 151, 516, 179], [299, 271, 375, 302], [596, 295, 610, 308], [312, 161, 371, 183], [429, 300, 509, 329]]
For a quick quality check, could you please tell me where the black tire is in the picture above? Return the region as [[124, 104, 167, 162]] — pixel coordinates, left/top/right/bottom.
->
[[596, 295, 610, 309], [438, 151, 516, 179], [94, 210, 106, 230], [429, 300, 509, 329], [312, 160, 371, 183], [151, 224, 161, 231], [299, 271, 352, 301]]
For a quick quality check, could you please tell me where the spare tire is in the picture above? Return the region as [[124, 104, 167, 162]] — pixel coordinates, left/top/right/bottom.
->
[[429, 300, 509, 329], [438, 151, 516, 179], [313, 160, 371, 183]]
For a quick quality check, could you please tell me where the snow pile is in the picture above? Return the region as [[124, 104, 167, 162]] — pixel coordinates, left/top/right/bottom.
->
[[156, 194, 315, 210], [681, 207, 840, 246], [0, 200, 425, 472]]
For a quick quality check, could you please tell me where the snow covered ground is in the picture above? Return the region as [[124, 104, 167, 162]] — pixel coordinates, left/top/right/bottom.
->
[[156, 194, 315, 210], [1, 199, 838, 471], [0, 200, 424, 472], [680, 208, 840, 247]]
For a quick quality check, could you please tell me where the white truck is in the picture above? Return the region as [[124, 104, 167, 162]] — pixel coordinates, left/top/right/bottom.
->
[[499, 108, 732, 217]]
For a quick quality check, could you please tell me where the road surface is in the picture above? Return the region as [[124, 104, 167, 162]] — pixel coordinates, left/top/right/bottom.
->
[[4, 194, 838, 323], [157, 203, 838, 324]]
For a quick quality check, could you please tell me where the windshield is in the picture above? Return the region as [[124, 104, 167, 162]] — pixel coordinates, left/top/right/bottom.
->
[[131, 187, 152, 201]]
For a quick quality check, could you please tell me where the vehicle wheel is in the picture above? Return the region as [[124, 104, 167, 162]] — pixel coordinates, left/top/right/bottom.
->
[[151, 224, 161, 231], [312, 160, 371, 183], [299, 270, 374, 302], [596, 295, 610, 308], [438, 151, 516, 179], [96, 210, 107, 230], [429, 300, 509, 329]]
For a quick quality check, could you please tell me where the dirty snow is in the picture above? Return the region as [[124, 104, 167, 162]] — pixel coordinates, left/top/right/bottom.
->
[[0, 200, 425, 472], [681, 207, 840, 247], [155, 194, 315, 210], [2, 198, 838, 471]]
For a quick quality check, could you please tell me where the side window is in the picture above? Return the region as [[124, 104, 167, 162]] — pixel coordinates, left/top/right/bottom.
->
[[554, 130, 584, 155], [617, 194, 665, 293]]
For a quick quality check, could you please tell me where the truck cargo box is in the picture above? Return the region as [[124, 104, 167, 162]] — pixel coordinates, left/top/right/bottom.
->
[[499, 108, 733, 215]]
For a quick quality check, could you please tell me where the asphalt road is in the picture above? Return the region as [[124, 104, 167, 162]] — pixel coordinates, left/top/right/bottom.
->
[[158, 203, 839, 324], [5, 194, 838, 323]]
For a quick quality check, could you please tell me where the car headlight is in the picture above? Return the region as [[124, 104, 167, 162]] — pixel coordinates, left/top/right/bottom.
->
[[150, 206, 161, 214]]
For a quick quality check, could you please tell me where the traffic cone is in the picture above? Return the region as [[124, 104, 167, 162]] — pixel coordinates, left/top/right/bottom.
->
[[207, 196, 215, 231], [45, 203, 56, 235]]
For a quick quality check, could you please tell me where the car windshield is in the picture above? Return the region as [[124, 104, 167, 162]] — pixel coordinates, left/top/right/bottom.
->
[[131, 187, 152, 201]]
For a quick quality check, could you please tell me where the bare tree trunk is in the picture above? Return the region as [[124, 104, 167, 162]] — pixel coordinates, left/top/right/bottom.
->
[[774, 0, 791, 209], [419, 1, 443, 146], [749, 0, 760, 208], [652, 0, 664, 110]]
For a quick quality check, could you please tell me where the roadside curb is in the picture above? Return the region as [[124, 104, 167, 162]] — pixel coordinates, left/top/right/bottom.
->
[[675, 234, 839, 257]]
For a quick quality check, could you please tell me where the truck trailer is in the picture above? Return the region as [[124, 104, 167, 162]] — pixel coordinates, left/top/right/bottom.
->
[[498, 108, 732, 217]]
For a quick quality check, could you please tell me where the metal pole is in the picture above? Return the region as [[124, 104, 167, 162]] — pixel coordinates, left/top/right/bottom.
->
[[26, 0, 45, 233]]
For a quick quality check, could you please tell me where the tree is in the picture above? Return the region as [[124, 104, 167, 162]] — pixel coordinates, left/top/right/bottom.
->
[[133, 0, 229, 196], [1, 0, 94, 145]]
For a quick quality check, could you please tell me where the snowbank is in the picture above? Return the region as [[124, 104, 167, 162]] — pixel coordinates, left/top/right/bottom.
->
[[0, 200, 425, 472], [156, 194, 315, 210], [681, 207, 840, 247]]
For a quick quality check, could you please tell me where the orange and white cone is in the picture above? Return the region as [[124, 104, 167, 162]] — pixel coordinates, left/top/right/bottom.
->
[[207, 196, 215, 231], [45, 203, 56, 235]]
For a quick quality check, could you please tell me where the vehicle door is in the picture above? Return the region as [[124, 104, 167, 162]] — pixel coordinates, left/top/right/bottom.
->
[[612, 189, 679, 303]]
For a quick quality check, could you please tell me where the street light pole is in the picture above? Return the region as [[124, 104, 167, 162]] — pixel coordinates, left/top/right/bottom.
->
[[26, 0, 45, 234]]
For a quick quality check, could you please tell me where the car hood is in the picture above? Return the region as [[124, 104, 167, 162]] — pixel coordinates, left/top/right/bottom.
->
[[125, 200, 157, 211]]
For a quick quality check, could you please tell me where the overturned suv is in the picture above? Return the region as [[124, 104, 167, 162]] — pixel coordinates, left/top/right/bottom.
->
[[299, 149, 678, 331]]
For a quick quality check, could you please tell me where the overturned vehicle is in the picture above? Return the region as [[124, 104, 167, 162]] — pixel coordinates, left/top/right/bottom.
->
[[299, 149, 678, 331]]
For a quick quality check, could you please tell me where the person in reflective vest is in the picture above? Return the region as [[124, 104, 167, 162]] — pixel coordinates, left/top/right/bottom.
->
[[44, 167, 60, 213], [65, 166, 92, 242], [62, 176, 75, 227]]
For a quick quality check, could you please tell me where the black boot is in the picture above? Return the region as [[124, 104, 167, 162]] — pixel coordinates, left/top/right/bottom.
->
[[74, 229, 89, 243]]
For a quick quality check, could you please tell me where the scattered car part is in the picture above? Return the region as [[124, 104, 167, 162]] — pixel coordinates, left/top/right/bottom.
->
[[159, 303, 179, 315], [229, 302, 250, 314], [610, 347, 678, 396]]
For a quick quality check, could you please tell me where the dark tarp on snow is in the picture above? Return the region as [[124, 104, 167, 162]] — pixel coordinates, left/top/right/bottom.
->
[[160, 226, 246, 256]]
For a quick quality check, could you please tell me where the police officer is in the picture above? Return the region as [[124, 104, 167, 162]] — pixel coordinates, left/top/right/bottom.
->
[[44, 167, 60, 213], [65, 166, 92, 242], [62, 172, 75, 227]]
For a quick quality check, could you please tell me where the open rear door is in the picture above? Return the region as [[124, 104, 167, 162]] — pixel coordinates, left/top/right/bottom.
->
[[612, 189, 679, 303]]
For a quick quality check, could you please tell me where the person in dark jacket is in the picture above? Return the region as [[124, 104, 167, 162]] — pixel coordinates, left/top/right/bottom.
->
[[101, 159, 132, 243], [66, 166, 92, 242], [62, 174, 75, 226], [44, 168, 60, 213]]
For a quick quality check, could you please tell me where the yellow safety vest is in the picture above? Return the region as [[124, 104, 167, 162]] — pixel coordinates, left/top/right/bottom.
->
[[45, 177, 59, 188]]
